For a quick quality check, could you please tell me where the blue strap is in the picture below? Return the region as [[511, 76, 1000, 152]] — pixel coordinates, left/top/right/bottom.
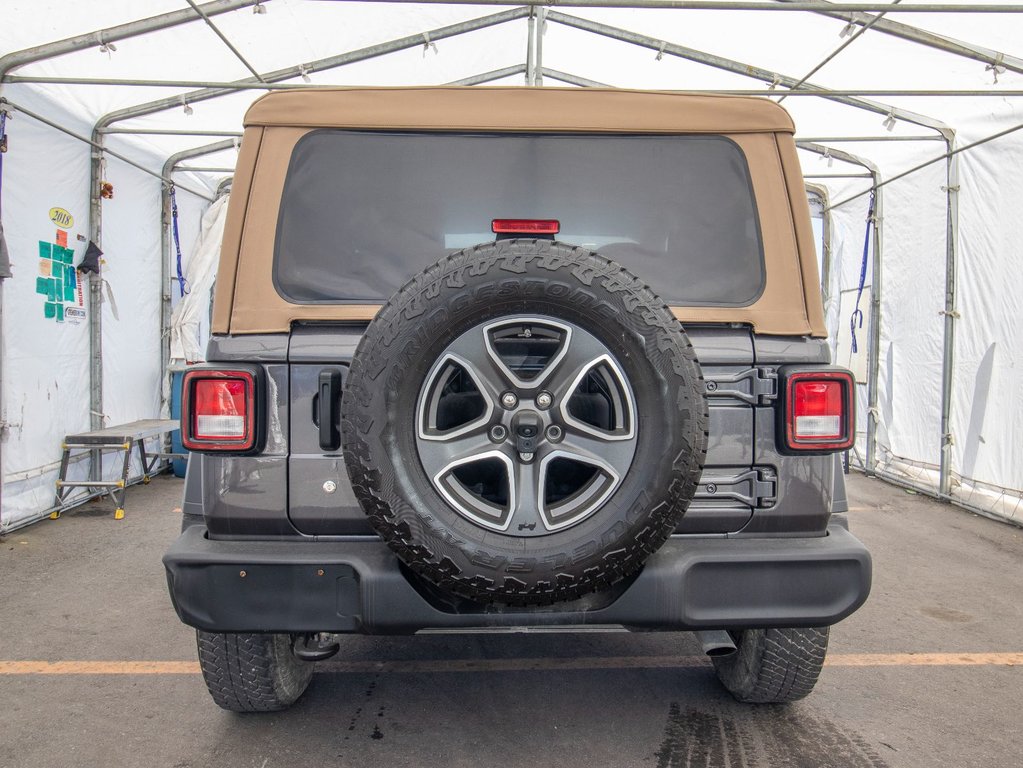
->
[[0, 110, 7, 217], [169, 185, 189, 297], [849, 191, 875, 354]]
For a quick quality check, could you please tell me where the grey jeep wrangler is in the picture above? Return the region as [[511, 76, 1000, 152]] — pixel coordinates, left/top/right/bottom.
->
[[163, 87, 871, 711]]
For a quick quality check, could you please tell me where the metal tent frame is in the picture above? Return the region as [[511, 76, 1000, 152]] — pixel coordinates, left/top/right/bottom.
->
[[2, 0, 1022, 526]]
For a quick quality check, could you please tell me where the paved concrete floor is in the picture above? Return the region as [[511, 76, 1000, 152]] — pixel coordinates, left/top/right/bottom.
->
[[1, 472, 1021, 768]]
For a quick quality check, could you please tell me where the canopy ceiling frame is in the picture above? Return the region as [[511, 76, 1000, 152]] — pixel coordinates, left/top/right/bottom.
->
[[0, 0, 265, 81], [78, 6, 532, 437], [315, 1, 1023, 11], [1, 0, 1017, 524], [183, 0, 268, 82], [775, 0, 1023, 76], [15, 75, 1023, 97]]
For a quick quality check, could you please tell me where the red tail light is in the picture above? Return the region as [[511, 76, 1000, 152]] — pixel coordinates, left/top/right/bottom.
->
[[491, 218, 560, 235], [783, 370, 854, 452], [182, 369, 257, 452]]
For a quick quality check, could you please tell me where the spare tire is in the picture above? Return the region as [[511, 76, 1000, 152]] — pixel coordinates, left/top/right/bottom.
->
[[342, 239, 707, 605]]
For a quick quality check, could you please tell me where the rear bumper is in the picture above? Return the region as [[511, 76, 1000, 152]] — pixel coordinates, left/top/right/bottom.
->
[[163, 524, 871, 634]]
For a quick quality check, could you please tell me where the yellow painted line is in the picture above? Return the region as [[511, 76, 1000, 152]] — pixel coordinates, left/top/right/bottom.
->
[[0, 661, 200, 675], [0, 653, 1020, 676], [826, 652, 1023, 667]]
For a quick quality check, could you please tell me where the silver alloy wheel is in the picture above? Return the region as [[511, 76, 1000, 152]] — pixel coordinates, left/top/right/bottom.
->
[[415, 316, 637, 536]]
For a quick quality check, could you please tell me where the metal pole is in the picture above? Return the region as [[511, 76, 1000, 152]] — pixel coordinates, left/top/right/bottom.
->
[[804, 182, 833, 308], [777, 0, 1023, 77], [540, 69, 613, 89], [0, 0, 264, 80], [526, 8, 536, 86], [164, 141, 239, 175], [939, 144, 960, 498], [777, 0, 900, 103], [9, 76, 1023, 97], [535, 8, 546, 86], [93, 7, 531, 131], [803, 173, 873, 178], [100, 128, 244, 137], [0, 99, 212, 200], [826, 119, 1023, 210], [88, 138, 103, 482], [312, 1, 1023, 11], [159, 180, 172, 423], [866, 180, 883, 476], [184, 0, 267, 82], [173, 166, 237, 173], [545, 10, 953, 137], [448, 65, 527, 85], [797, 135, 944, 142]]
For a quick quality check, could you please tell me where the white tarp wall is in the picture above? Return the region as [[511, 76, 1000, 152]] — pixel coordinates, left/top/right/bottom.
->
[[1, 89, 93, 528], [950, 116, 1023, 520], [0, 87, 214, 531], [817, 117, 1023, 524]]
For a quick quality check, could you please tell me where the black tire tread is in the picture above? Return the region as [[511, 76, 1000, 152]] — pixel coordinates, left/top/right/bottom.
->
[[712, 626, 829, 704], [196, 631, 313, 712], [342, 239, 708, 606]]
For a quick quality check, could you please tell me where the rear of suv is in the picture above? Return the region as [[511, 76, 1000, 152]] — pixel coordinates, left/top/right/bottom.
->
[[164, 87, 871, 711]]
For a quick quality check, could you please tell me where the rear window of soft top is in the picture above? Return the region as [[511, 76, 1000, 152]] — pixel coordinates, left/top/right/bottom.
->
[[273, 130, 765, 306]]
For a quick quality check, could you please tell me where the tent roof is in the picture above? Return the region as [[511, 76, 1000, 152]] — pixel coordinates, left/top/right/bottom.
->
[[3, 0, 1023, 200]]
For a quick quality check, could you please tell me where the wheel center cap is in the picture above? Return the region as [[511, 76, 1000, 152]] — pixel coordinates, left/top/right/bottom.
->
[[512, 410, 542, 454]]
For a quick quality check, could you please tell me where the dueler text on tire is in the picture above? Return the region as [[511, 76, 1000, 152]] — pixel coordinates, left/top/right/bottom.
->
[[342, 239, 708, 605]]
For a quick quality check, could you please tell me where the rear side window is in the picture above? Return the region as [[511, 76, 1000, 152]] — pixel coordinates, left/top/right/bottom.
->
[[274, 131, 765, 306]]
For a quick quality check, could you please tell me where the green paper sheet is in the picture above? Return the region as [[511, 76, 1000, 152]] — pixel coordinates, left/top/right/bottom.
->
[[56, 305, 65, 323], [46, 279, 56, 301], [65, 283, 75, 302], [36, 276, 48, 295], [39, 241, 51, 259], [44, 302, 56, 319]]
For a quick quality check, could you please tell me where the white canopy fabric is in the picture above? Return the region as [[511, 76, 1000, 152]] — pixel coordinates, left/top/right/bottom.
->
[[1, 1, 1022, 530]]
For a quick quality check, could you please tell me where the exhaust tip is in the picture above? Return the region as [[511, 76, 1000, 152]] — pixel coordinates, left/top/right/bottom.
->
[[695, 630, 738, 658], [704, 645, 737, 658]]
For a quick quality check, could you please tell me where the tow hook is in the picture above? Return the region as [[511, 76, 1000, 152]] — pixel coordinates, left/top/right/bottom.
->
[[292, 632, 341, 661]]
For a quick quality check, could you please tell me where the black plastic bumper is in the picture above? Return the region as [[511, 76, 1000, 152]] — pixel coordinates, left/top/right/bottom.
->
[[163, 524, 871, 634]]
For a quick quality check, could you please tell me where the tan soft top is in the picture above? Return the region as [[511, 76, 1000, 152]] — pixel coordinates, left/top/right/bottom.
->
[[216, 87, 824, 337], [244, 86, 796, 134]]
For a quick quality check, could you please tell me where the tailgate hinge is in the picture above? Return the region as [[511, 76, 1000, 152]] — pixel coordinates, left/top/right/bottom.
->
[[705, 367, 778, 405], [697, 467, 777, 509]]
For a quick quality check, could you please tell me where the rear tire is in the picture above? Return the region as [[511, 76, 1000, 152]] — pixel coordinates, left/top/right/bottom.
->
[[712, 627, 829, 704], [196, 631, 313, 712]]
